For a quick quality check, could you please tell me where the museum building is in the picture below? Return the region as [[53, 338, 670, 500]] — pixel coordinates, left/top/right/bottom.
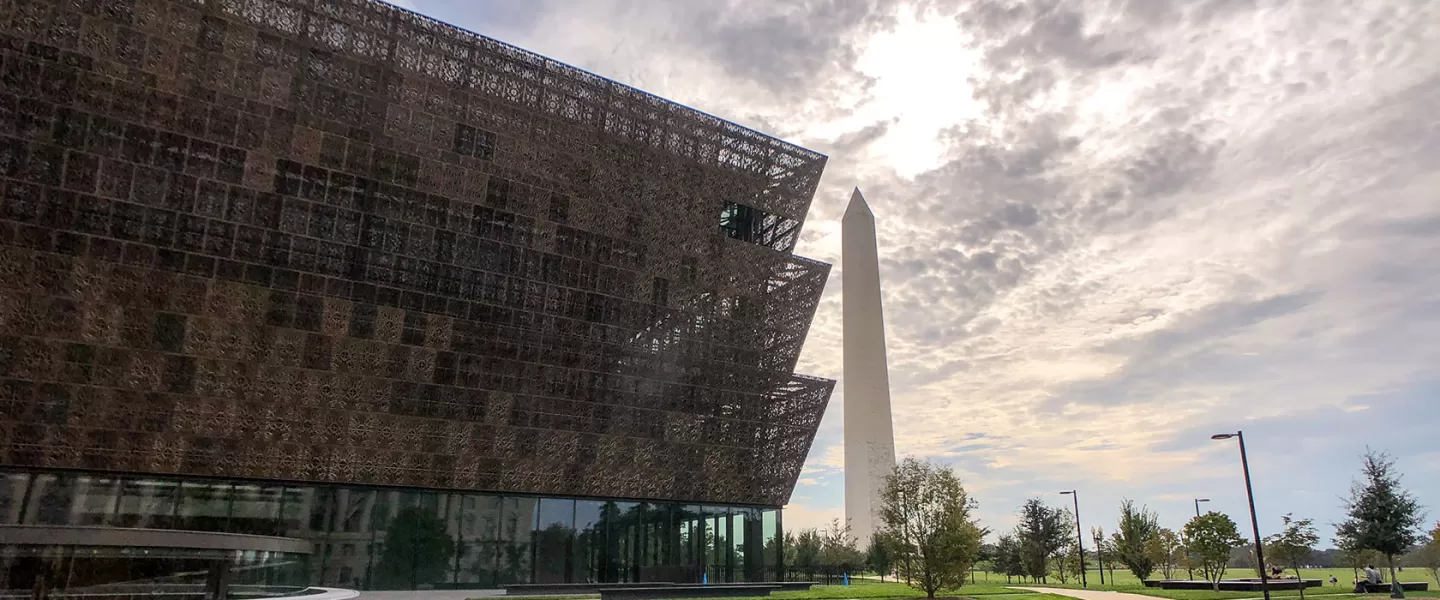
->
[[0, 0, 833, 593]]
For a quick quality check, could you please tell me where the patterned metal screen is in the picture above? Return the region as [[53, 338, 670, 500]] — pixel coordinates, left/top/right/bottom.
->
[[0, 0, 833, 506]]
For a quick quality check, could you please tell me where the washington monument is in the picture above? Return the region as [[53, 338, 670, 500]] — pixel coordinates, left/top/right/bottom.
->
[[842, 188, 897, 547]]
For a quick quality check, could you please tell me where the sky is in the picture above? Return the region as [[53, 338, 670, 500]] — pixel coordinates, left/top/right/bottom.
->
[[389, 0, 1440, 545]]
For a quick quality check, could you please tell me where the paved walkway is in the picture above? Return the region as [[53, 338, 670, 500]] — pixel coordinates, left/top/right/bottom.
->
[[1012, 587, 1167, 600], [358, 591, 504, 600]]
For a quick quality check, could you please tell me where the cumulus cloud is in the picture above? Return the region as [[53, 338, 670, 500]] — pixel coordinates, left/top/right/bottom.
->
[[429, 0, 1440, 537]]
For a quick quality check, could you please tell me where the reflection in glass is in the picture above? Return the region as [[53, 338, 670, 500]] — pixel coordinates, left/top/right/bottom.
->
[[534, 498, 574, 583], [372, 502, 455, 590], [115, 478, 179, 528], [0, 473, 27, 524], [0, 469, 788, 589], [497, 497, 536, 584], [574, 500, 607, 583], [178, 481, 232, 531], [72, 476, 119, 525], [24, 474, 77, 525], [230, 483, 283, 535]]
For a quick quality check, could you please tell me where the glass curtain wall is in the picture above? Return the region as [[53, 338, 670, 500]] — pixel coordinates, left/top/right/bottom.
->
[[0, 469, 783, 590]]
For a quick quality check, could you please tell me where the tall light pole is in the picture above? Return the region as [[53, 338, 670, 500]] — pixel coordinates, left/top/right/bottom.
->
[[1213, 432, 1269, 600], [1093, 529, 1106, 585], [1195, 498, 1210, 517], [1061, 491, 1088, 588]]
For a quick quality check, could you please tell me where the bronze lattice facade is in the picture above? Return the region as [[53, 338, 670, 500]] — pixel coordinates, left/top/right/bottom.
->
[[0, 0, 832, 510]]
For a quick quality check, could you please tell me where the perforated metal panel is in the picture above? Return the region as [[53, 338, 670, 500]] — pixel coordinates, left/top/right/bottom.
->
[[0, 0, 832, 506]]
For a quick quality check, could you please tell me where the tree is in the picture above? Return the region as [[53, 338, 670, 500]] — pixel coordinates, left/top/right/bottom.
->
[[1414, 522, 1440, 585], [995, 534, 1026, 583], [1051, 543, 1083, 584], [1115, 499, 1162, 581], [1336, 530, 1383, 582], [819, 518, 864, 574], [867, 532, 897, 581], [793, 529, 823, 579], [1015, 499, 1071, 583], [1336, 450, 1427, 598], [375, 506, 456, 589], [1266, 514, 1320, 599], [1185, 512, 1247, 592], [878, 457, 987, 598], [1149, 528, 1184, 580]]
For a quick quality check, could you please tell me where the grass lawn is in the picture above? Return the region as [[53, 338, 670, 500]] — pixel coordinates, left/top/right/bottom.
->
[[479, 580, 1070, 600], [474, 570, 1440, 600], [999, 566, 1440, 600]]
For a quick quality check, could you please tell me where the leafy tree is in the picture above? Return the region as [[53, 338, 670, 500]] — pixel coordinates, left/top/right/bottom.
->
[[1336, 450, 1427, 598], [375, 506, 457, 589], [1414, 522, 1440, 585], [995, 534, 1026, 583], [1051, 543, 1083, 584], [793, 529, 823, 579], [1100, 534, 1120, 582], [1149, 528, 1184, 580], [1016, 498, 1071, 583], [819, 518, 864, 573], [1266, 514, 1320, 599], [867, 531, 897, 581], [1335, 531, 1382, 582], [1185, 512, 1247, 592], [1115, 499, 1162, 580], [878, 457, 987, 598]]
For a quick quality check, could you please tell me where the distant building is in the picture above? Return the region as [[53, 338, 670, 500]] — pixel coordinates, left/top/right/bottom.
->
[[0, 0, 833, 593]]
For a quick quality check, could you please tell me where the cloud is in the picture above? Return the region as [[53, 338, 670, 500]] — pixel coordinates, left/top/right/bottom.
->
[[420, 0, 1440, 542]]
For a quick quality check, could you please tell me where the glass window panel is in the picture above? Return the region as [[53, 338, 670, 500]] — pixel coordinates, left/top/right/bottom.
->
[[279, 487, 307, 534], [24, 473, 77, 525], [458, 495, 502, 586], [177, 481, 232, 531], [534, 498, 574, 583], [230, 483, 284, 535], [732, 511, 746, 582], [372, 493, 455, 590], [67, 476, 119, 525], [707, 506, 731, 583], [115, 478, 179, 529], [574, 500, 606, 584], [308, 487, 337, 534], [337, 488, 373, 533], [0, 473, 28, 524], [496, 497, 537, 584]]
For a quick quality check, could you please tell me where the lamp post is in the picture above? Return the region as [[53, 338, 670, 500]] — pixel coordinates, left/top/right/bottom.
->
[[1195, 498, 1210, 517], [1061, 491, 1088, 588], [1093, 530, 1106, 585], [1212, 431, 1269, 600]]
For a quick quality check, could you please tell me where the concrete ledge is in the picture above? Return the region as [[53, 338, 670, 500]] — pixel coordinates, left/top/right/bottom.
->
[[0, 525, 312, 554]]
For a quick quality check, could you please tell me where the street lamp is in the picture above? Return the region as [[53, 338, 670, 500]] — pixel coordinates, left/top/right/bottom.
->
[[1060, 491, 1088, 588], [1195, 498, 1211, 517], [1093, 529, 1106, 585], [1213, 432, 1269, 600]]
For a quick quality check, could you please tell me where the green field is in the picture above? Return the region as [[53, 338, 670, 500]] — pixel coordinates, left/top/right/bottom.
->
[[993, 566, 1440, 599], [476, 568, 1440, 600]]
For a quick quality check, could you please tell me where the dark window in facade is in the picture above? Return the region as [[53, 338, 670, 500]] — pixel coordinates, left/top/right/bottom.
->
[[548, 193, 569, 223], [681, 257, 697, 284], [718, 201, 759, 242], [454, 123, 497, 160]]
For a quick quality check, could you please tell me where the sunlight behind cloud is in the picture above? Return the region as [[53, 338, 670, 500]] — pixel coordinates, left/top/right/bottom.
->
[[845, 7, 981, 177]]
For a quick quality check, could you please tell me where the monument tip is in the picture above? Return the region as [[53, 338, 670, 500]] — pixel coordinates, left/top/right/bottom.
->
[[843, 188, 872, 220]]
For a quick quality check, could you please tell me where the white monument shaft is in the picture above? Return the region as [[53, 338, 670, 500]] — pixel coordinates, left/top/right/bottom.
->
[[842, 188, 897, 548]]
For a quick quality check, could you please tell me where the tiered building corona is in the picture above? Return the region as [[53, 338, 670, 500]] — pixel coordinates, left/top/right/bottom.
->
[[0, 0, 833, 593]]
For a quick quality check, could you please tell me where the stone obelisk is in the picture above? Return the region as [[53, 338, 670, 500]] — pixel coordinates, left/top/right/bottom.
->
[[842, 188, 897, 548]]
